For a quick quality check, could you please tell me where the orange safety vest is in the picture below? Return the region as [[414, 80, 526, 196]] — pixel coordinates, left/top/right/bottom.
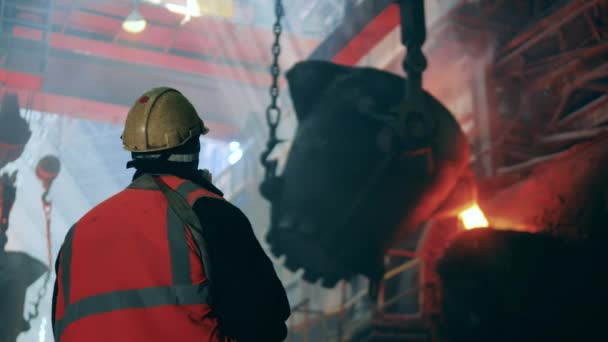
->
[[53, 175, 232, 342]]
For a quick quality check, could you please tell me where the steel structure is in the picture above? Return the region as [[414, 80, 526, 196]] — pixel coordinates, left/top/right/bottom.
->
[[0, 0, 326, 139], [282, 1, 608, 341], [450, 0, 608, 178]]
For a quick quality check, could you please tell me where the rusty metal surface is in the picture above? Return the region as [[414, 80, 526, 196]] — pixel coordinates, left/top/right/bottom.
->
[[480, 133, 608, 238]]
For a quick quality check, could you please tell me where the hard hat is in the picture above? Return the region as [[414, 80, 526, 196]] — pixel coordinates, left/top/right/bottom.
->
[[121, 87, 209, 152]]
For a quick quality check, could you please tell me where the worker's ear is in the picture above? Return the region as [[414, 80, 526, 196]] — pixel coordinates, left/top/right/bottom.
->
[[286, 61, 350, 122]]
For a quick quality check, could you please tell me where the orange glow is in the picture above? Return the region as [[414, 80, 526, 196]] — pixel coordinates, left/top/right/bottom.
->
[[459, 204, 489, 230]]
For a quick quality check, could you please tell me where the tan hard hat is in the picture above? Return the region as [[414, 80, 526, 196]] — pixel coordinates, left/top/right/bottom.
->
[[121, 87, 209, 152]]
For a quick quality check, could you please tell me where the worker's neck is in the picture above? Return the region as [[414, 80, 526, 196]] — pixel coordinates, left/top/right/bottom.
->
[[132, 161, 198, 181], [130, 159, 223, 196]]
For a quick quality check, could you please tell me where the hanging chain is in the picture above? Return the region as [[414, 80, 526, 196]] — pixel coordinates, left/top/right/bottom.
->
[[398, 0, 427, 101], [42, 192, 53, 269], [267, 0, 284, 131], [26, 269, 51, 323], [392, 0, 432, 150], [25, 189, 54, 324], [260, 0, 284, 200]]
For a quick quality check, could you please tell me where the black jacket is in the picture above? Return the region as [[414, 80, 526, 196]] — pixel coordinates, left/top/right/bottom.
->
[[185, 172, 290, 341], [52, 170, 290, 341]]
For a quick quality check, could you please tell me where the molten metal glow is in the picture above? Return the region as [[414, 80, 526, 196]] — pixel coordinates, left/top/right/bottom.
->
[[459, 204, 489, 230]]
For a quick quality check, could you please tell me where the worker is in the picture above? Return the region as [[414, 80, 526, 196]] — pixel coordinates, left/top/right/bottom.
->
[[51, 87, 291, 341]]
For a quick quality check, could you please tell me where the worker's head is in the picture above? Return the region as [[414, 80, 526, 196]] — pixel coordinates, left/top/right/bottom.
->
[[121, 87, 209, 173]]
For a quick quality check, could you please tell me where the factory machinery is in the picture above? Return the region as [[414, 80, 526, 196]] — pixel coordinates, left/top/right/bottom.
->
[[258, 1, 608, 341]]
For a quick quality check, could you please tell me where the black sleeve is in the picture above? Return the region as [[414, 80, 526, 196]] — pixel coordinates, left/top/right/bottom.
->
[[51, 247, 61, 337], [193, 198, 291, 342]]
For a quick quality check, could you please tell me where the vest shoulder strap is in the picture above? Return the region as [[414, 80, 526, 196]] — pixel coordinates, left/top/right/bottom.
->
[[127, 174, 219, 287], [128, 175, 224, 204], [143, 175, 214, 292]]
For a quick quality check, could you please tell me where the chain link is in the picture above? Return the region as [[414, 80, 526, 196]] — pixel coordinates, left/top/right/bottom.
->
[[25, 198, 54, 324], [392, 0, 433, 150], [26, 270, 51, 322], [260, 0, 284, 199], [397, 0, 427, 103], [265, 0, 283, 135]]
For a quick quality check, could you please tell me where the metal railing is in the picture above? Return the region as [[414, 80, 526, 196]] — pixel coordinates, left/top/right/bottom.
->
[[286, 254, 425, 341], [377, 258, 422, 318]]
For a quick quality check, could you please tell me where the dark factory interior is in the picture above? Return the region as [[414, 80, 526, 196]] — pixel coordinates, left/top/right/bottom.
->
[[1, 0, 607, 341]]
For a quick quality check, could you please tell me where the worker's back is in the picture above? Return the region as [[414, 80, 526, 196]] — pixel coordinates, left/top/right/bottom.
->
[[52, 87, 290, 341], [53, 174, 227, 342]]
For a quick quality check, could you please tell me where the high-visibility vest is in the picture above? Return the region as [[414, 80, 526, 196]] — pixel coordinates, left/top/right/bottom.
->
[[53, 175, 232, 342]]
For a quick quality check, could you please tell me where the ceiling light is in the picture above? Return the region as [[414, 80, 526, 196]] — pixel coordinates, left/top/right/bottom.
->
[[228, 148, 243, 165], [166, 0, 201, 17], [122, 2, 147, 34], [229, 141, 240, 151]]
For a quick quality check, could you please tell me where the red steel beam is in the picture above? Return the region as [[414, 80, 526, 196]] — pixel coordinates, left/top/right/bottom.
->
[[12, 88, 126, 123], [46, 4, 319, 80], [61, 0, 316, 63], [0, 70, 43, 90], [52, 3, 270, 63], [332, 4, 400, 66], [1, 74, 237, 139], [14, 89, 237, 138], [495, 0, 599, 69], [386, 249, 417, 258], [10, 27, 272, 87], [12, 2, 319, 87]]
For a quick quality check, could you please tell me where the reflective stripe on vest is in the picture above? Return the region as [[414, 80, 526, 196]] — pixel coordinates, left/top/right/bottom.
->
[[54, 284, 209, 337], [54, 176, 216, 339]]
